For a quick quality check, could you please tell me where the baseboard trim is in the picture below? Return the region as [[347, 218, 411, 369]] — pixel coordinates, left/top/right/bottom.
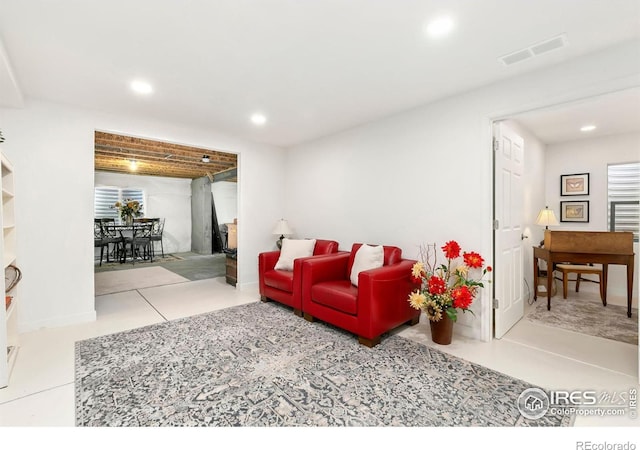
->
[[18, 310, 97, 333]]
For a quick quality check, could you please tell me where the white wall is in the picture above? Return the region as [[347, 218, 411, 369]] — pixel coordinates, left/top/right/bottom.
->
[[212, 181, 238, 227], [1, 40, 638, 337], [545, 132, 640, 302], [95, 171, 192, 254], [284, 40, 640, 341], [0, 100, 286, 332]]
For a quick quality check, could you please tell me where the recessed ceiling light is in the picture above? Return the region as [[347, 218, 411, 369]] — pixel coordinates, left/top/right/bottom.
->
[[130, 80, 153, 95], [580, 125, 596, 132], [425, 16, 454, 38], [251, 113, 267, 126], [129, 159, 138, 171], [202, 155, 210, 163]]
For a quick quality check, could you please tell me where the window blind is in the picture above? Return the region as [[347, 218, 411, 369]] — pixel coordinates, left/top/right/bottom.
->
[[608, 162, 639, 241], [94, 187, 145, 220], [122, 189, 145, 210]]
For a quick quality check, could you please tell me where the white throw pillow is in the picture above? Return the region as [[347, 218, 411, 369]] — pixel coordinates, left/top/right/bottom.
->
[[350, 244, 384, 286], [274, 238, 317, 271]]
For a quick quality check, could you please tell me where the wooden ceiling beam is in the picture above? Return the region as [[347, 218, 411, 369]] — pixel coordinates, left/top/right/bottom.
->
[[95, 165, 221, 179], [94, 131, 237, 180], [94, 147, 234, 171], [95, 132, 235, 159], [94, 144, 236, 164], [213, 168, 238, 182], [94, 158, 227, 177]]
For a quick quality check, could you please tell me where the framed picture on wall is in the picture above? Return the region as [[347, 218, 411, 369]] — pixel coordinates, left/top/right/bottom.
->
[[560, 200, 589, 222], [560, 173, 589, 196]]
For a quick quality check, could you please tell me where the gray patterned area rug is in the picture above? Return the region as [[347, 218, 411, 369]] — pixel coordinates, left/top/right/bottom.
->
[[75, 302, 572, 427], [526, 296, 638, 345]]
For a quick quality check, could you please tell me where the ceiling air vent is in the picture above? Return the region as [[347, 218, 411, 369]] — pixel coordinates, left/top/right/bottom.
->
[[500, 48, 534, 66], [499, 33, 568, 66], [531, 34, 568, 55]]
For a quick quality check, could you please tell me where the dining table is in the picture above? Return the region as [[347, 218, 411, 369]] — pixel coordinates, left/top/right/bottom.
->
[[104, 222, 155, 263]]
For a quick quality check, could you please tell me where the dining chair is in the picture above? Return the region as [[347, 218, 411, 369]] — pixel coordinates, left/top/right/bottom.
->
[[94, 220, 122, 265], [150, 218, 165, 257], [101, 222, 124, 263], [94, 220, 107, 266], [122, 222, 154, 264]]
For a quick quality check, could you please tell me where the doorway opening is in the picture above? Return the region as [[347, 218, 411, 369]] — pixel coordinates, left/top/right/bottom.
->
[[93, 131, 238, 286], [491, 88, 639, 380]]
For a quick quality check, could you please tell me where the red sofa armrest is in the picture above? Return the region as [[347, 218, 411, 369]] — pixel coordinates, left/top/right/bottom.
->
[[357, 259, 417, 285], [258, 250, 281, 295], [259, 250, 281, 272], [356, 259, 420, 336], [302, 252, 351, 285]]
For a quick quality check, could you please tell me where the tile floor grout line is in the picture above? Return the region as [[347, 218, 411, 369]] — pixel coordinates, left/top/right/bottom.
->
[[0, 381, 75, 406], [500, 336, 638, 379], [95, 280, 192, 297], [136, 289, 170, 322]]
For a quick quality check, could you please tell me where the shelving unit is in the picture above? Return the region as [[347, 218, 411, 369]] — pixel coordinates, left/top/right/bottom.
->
[[1, 151, 18, 388]]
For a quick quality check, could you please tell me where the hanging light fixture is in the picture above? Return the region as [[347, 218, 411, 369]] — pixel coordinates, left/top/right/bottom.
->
[[129, 159, 138, 171]]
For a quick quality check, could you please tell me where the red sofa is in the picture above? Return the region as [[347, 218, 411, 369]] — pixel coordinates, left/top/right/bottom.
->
[[258, 239, 340, 316], [301, 243, 420, 347]]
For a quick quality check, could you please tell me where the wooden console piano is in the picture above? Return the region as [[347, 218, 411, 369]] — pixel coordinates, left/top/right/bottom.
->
[[533, 230, 635, 317]]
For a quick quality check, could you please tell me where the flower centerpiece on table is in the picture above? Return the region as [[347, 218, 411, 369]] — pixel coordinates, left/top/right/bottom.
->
[[408, 240, 491, 322], [113, 199, 143, 223]]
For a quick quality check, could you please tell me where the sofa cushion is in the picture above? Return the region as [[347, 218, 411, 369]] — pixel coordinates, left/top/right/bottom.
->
[[263, 269, 295, 292], [311, 280, 358, 315], [274, 238, 317, 271], [349, 244, 384, 286], [347, 244, 402, 275]]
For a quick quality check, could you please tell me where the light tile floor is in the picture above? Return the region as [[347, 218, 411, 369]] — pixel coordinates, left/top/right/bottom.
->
[[0, 274, 638, 439]]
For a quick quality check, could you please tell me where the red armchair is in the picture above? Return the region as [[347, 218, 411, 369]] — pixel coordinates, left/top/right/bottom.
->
[[259, 239, 340, 316], [301, 243, 420, 347]]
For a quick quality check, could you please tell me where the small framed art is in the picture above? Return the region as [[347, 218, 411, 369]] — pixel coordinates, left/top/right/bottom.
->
[[560, 173, 589, 196], [560, 200, 589, 222]]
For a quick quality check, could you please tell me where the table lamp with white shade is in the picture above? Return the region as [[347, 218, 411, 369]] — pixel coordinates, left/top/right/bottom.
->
[[535, 205, 559, 247], [272, 219, 293, 249]]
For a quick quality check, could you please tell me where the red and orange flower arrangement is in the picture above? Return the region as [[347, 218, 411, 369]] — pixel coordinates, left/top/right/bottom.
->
[[408, 240, 491, 322]]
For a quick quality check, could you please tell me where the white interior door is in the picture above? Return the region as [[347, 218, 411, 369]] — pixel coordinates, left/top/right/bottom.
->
[[494, 121, 525, 338]]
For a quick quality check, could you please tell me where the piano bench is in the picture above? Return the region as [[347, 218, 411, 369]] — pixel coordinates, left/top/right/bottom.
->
[[556, 264, 604, 305]]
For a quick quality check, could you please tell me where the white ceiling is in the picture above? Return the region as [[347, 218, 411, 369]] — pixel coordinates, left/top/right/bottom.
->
[[511, 87, 640, 145], [0, 0, 639, 148]]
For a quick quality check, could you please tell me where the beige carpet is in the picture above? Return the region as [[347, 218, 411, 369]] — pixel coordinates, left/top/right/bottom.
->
[[526, 295, 638, 345], [95, 266, 190, 296]]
